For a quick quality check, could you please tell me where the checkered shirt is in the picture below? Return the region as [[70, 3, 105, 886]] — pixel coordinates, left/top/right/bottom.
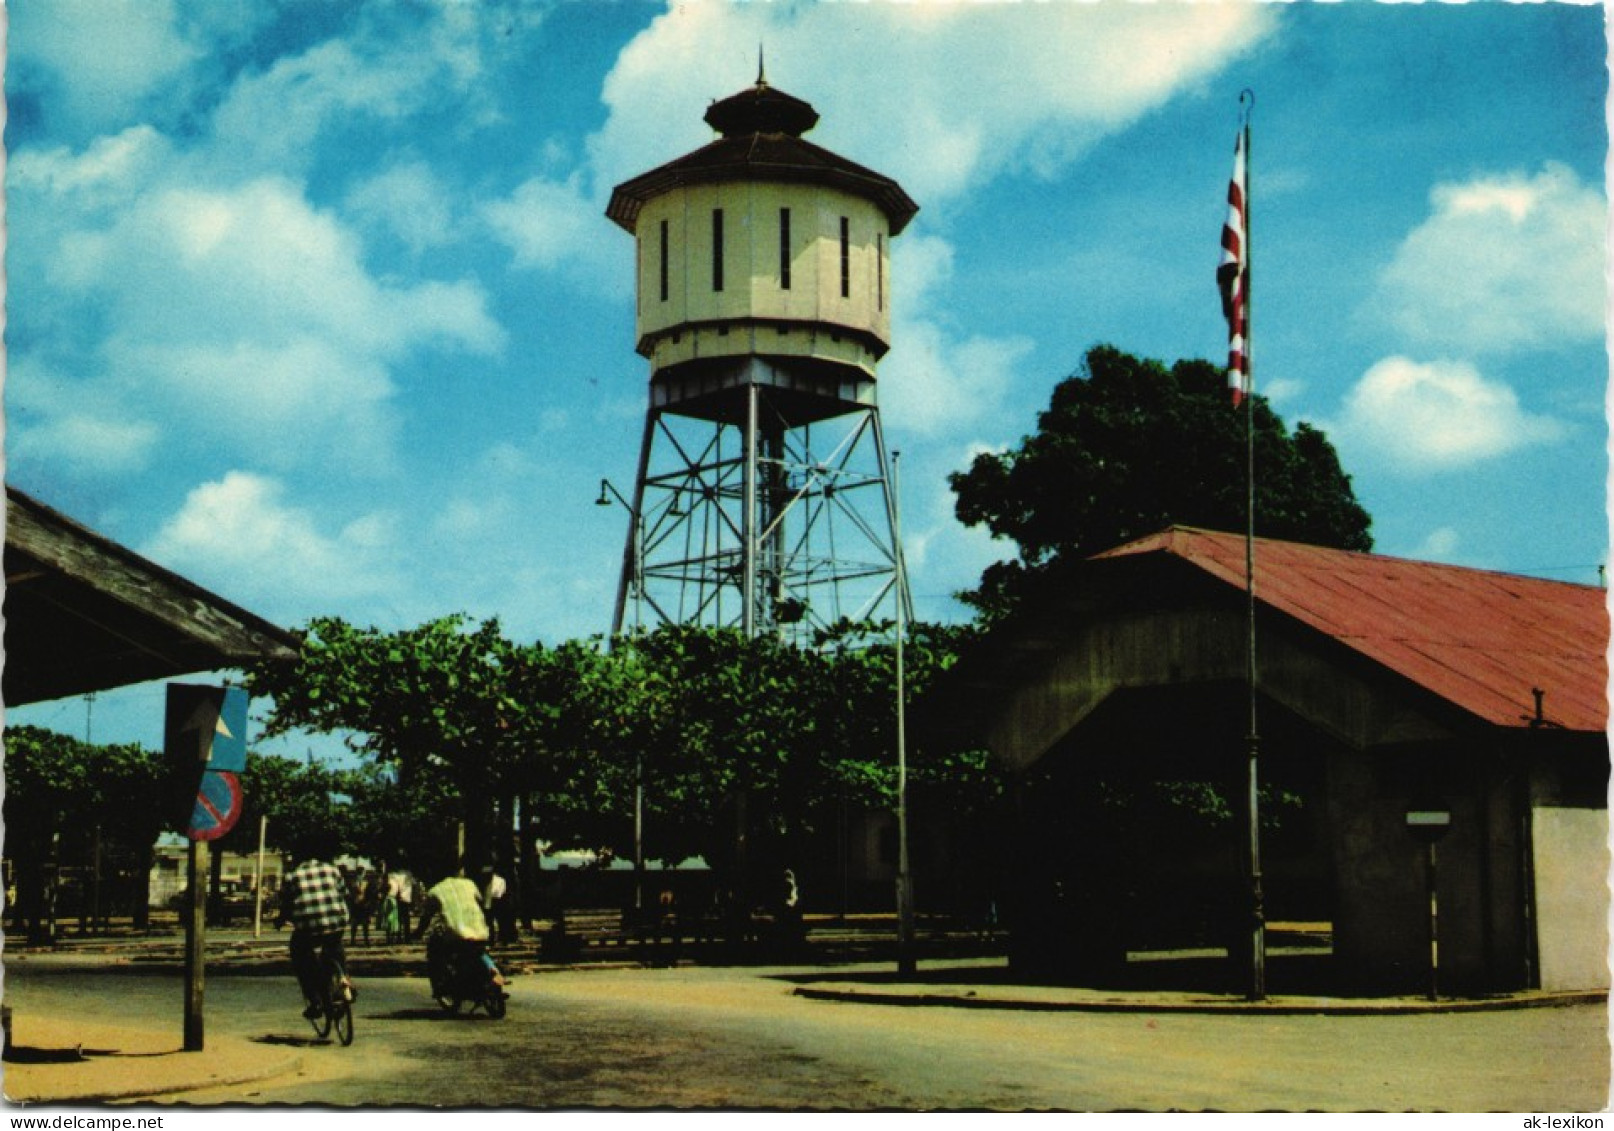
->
[[283, 859, 350, 934]]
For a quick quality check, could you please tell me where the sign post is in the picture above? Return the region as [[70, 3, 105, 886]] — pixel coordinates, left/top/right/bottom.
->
[[253, 815, 269, 939], [166, 684, 250, 1052], [184, 839, 208, 1051], [1405, 802, 1452, 1002]]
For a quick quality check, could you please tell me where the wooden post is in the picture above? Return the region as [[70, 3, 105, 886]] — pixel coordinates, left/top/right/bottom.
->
[[1427, 840, 1441, 1002], [253, 815, 268, 939], [92, 824, 103, 935], [184, 838, 207, 1051]]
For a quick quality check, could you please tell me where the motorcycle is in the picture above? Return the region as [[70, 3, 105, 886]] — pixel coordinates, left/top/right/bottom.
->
[[428, 935, 509, 1019]]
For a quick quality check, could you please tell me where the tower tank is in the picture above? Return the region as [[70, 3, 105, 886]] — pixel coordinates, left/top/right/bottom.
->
[[605, 71, 918, 639]]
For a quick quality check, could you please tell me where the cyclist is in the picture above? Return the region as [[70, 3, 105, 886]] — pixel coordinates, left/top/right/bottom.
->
[[279, 836, 353, 1019]]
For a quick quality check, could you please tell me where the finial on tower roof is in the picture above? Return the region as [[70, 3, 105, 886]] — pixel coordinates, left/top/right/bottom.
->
[[757, 43, 767, 87]]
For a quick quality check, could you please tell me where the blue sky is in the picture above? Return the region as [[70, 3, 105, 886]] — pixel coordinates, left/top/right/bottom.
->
[[7, 0, 1607, 757]]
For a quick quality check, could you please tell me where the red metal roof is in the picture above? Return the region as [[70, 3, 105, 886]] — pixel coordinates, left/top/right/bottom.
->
[[1098, 527, 1610, 733]]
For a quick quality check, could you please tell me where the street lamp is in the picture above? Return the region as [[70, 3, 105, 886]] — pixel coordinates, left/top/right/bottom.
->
[[596, 478, 646, 911], [892, 451, 915, 978]]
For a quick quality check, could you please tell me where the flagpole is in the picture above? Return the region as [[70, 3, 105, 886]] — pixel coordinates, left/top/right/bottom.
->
[[1239, 88, 1265, 1002]]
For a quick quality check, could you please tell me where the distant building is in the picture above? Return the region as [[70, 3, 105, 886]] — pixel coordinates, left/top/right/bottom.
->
[[931, 527, 1609, 994], [149, 835, 285, 911]]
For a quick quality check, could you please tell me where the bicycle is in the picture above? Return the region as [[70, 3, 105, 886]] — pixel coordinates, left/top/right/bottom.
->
[[306, 952, 355, 1046]]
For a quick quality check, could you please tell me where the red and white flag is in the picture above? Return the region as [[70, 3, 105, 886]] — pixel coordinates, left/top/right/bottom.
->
[[1218, 130, 1249, 407]]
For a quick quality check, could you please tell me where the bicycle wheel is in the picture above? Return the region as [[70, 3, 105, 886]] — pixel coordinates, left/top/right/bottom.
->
[[329, 961, 355, 1046], [333, 998, 354, 1045], [308, 993, 334, 1040], [485, 988, 507, 1020]]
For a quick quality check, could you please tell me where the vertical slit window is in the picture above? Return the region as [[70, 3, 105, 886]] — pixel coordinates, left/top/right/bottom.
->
[[659, 219, 669, 302], [839, 216, 850, 298], [712, 208, 725, 292], [779, 208, 791, 290]]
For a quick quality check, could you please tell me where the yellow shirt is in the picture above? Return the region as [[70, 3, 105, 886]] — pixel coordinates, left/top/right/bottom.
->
[[426, 876, 489, 941]]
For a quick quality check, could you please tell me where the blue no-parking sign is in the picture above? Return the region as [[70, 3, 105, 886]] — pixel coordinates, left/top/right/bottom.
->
[[190, 770, 244, 842]]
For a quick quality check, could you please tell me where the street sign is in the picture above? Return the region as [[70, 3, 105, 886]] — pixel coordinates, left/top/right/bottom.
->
[[165, 685, 248, 772], [190, 770, 243, 842], [1405, 807, 1452, 845]]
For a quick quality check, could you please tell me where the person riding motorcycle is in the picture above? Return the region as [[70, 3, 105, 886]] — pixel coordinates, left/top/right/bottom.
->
[[415, 871, 504, 1000]]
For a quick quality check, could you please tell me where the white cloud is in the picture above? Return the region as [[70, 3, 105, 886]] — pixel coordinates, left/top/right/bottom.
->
[[897, 444, 1013, 624], [12, 169, 502, 476], [142, 472, 407, 616], [576, 3, 1269, 441], [10, 0, 200, 132], [345, 161, 458, 254], [870, 232, 1034, 437], [1328, 356, 1566, 473], [1371, 163, 1605, 353], [881, 320, 1035, 440], [591, 2, 1277, 211], [1260, 377, 1305, 408], [1413, 527, 1462, 561], [4, 358, 160, 475], [7, 409, 160, 477], [8, 125, 171, 204], [209, 40, 441, 178], [482, 174, 610, 280]]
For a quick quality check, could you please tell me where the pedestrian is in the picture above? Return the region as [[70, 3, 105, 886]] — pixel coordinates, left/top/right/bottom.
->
[[379, 887, 401, 944], [350, 870, 381, 945], [391, 868, 417, 942], [778, 868, 804, 948], [481, 867, 509, 945]]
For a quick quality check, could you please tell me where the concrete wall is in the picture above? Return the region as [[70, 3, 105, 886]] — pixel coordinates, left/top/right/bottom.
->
[[1531, 805, 1610, 991]]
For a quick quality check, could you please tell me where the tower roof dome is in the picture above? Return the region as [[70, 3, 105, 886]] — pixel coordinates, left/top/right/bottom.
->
[[607, 77, 918, 236], [703, 78, 820, 138]]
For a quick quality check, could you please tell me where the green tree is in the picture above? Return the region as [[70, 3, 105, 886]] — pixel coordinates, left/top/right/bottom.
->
[[245, 614, 532, 872], [949, 344, 1372, 620], [3, 727, 170, 940], [87, 740, 169, 930], [244, 613, 999, 917], [595, 622, 999, 905], [212, 752, 355, 861]]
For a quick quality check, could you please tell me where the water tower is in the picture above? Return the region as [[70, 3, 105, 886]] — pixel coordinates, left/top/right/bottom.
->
[[604, 70, 919, 639]]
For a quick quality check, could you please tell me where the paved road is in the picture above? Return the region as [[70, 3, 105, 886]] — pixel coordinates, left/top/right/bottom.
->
[[6, 964, 1607, 1111]]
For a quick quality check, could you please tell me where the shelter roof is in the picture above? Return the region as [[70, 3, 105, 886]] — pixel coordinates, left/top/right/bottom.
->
[[4, 486, 299, 706], [1096, 527, 1608, 733]]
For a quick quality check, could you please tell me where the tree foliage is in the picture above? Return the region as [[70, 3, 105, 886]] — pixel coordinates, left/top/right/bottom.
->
[[949, 344, 1372, 620], [243, 614, 998, 893], [3, 726, 170, 939]]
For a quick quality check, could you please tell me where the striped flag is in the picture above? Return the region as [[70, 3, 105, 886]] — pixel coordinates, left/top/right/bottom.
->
[[1218, 129, 1249, 407]]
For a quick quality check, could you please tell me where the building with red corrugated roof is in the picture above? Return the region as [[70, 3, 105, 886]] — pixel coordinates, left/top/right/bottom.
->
[[930, 526, 1608, 994]]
